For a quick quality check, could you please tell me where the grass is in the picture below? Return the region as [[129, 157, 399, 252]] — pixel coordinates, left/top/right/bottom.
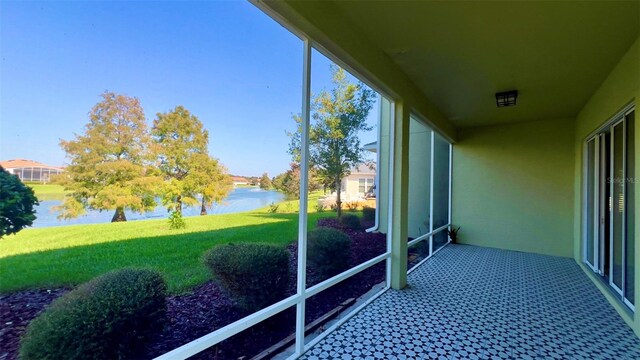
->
[[234, 183, 258, 188], [27, 183, 67, 201], [0, 191, 335, 294]]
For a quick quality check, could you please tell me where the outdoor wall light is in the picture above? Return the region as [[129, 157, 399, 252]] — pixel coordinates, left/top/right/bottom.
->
[[495, 90, 518, 107]]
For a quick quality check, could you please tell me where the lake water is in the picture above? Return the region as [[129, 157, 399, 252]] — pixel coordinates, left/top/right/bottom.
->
[[32, 187, 286, 228]]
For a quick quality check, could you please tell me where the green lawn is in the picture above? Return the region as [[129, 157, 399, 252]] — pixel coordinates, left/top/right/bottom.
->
[[0, 191, 333, 294], [27, 183, 67, 201]]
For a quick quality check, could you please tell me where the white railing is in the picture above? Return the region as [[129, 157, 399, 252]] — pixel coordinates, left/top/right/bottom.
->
[[155, 250, 391, 360], [407, 225, 451, 275]]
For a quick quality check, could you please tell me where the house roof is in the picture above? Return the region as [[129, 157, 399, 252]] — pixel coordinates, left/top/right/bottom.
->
[[363, 141, 377, 153], [351, 163, 376, 175], [0, 159, 64, 170], [231, 176, 248, 182]]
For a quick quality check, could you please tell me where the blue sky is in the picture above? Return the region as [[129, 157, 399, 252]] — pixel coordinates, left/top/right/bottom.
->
[[0, 1, 378, 177]]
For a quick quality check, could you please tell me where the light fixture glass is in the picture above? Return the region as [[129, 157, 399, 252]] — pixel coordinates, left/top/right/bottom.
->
[[496, 90, 518, 107]]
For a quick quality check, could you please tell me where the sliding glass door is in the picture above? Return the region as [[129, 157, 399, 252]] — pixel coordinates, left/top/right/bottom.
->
[[584, 106, 635, 311], [625, 110, 635, 308], [611, 120, 625, 294], [585, 137, 597, 270]]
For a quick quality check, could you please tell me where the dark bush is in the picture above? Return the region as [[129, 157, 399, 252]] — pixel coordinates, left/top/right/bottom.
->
[[316, 217, 344, 230], [19, 268, 167, 360], [0, 166, 38, 237], [307, 227, 351, 279], [203, 243, 290, 312], [351, 231, 387, 264], [340, 214, 361, 231], [362, 207, 376, 222]]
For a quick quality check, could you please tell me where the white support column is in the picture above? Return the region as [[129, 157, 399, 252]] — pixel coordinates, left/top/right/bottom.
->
[[429, 131, 435, 255], [295, 38, 312, 356], [390, 101, 410, 289]]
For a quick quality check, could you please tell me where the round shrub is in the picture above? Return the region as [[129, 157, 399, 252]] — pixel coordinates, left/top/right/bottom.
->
[[203, 243, 290, 312], [362, 207, 376, 222], [0, 166, 38, 237], [19, 268, 167, 360], [307, 227, 351, 279], [340, 214, 362, 231]]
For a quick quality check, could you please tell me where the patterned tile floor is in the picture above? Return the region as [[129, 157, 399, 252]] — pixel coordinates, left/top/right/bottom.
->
[[300, 245, 640, 360]]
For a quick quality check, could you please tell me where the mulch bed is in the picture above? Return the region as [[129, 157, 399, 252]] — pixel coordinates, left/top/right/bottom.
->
[[0, 288, 69, 360], [0, 218, 394, 360]]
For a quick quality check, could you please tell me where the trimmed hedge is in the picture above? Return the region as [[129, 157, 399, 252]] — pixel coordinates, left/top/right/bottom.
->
[[362, 207, 375, 222], [203, 243, 290, 312], [307, 227, 351, 279], [340, 214, 361, 231], [19, 268, 167, 360]]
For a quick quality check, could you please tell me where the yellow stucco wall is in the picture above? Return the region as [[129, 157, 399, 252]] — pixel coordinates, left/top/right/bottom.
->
[[573, 36, 639, 335], [452, 117, 576, 257]]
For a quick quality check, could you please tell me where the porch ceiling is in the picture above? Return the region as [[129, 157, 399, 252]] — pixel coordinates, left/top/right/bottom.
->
[[307, 1, 639, 127]]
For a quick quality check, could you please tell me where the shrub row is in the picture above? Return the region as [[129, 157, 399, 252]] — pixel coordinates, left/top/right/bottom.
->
[[19, 216, 379, 359], [20, 268, 167, 360], [203, 243, 290, 312], [203, 225, 355, 310], [317, 213, 369, 231], [307, 227, 351, 278]]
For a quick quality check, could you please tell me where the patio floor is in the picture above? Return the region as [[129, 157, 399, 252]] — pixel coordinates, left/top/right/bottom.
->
[[300, 244, 640, 360]]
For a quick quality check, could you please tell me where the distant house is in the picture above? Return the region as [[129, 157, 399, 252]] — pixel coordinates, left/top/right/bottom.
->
[[341, 163, 376, 200], [0, 159, 64, 183], [339, 141, 378, 200], [318, 163, 376, 210], [231, 176, 249, 186]]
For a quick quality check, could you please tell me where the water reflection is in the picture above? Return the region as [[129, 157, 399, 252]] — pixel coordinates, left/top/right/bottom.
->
[[33, 187, 285, 228]]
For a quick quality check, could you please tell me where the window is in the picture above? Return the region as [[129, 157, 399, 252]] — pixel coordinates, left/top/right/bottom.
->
[[358, 178, 374, 194]]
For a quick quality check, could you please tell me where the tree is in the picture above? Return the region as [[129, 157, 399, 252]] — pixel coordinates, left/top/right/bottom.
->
[[151, 106, 209, 214], [289, 66, 375, 216], [271, 173, 286, 193], [58, 92, 159, 222], [186, 153, 233, 215], [259, 172, 272, 190], [272, 163, 300, 198], [0, 167, 39, 237]]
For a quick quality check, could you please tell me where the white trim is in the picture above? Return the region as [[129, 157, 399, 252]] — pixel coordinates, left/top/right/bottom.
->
[[448, 143, 452, 226], [599, 134, 607, 275], [591, 136, 600, 273], [609, 123, 616, 291], [585, 102, 636, 141], [583, 138, 599, 272], [366, 94, 383, 233], [386, 101, 396, 289], [154, 294, 300, 360], [625, 298, 635, 312], [621, 118, 627, 302], [623, 108, 635, 308], [407, 234, 451, 275], [429, 131, 435, 256], [610, 120, 624, 296], [582, 139, 589, 268], [407, 224, 450, 247], [292, 284, 390, 359], [305, 252, 390, 298], [294, 38, 312, 356]]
